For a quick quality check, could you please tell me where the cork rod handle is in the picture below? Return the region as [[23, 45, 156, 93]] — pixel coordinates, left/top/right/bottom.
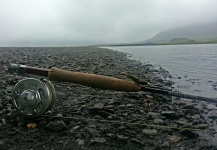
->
[[48, 67, 141, 92]]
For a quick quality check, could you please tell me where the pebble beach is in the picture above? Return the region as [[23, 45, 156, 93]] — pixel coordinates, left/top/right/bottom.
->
[[0, 47, 216, 150]]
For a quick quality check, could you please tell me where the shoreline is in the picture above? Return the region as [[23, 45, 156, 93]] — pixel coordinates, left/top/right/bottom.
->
[[0, 47, 216, 149]]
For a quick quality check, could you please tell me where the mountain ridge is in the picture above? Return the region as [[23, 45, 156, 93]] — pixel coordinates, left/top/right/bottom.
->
[[144, 22, 217, 44]]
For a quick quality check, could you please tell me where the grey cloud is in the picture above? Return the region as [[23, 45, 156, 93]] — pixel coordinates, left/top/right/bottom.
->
[[0, 0, 217, 46]]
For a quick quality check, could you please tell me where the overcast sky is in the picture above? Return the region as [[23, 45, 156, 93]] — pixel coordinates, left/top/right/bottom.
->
[[0, 0, 217, 46]]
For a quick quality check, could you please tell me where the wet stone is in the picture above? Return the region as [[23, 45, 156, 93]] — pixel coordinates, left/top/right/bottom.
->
[[46, 120, 68, 132], [126, 104, 133, 107], [195, 124, 208, 129], [70, 125, 80, 133], [76, 138, 85, 146], [142, 129, 157, 135], [160, 141, 170, 150], [116, 134, 129, 141], [153, 118, 164, 124], [180, 129, 199, 139], [174, 119, 189, 126], [131, 138, 144, 145], [182, 105, 198, 110], [90, 138, 106, 144], [167, 135, 181, 143], [147, 112, 163, 119], [2, 119, 6, 125], [106, 133, 115, 138], [161, 111, 179, 119], [93, 103, 104, 109]]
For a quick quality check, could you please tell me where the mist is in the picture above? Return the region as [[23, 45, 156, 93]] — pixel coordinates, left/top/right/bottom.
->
[[0, 0, 217, 46]]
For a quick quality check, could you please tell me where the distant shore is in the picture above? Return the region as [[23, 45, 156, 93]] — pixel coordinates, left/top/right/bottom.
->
[[95, 37, 217, 47], [97, 41, 217, 47]]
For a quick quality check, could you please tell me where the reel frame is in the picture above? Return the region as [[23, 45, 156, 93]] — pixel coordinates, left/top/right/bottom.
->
[[11, 78, 56, 118]]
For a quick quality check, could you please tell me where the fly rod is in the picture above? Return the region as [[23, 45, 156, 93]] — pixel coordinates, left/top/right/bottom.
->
[[8, 64, 217, 103], [7, 63, 217, 118]]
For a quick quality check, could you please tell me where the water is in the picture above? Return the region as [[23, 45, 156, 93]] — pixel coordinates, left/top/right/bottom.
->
[[107, 44, 217, 99]]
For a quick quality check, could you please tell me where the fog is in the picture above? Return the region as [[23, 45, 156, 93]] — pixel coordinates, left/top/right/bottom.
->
[[0, 0, 217, 46]]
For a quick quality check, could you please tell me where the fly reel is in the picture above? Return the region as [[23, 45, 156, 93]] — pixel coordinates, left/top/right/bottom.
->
[[12, 78, 56, 118]]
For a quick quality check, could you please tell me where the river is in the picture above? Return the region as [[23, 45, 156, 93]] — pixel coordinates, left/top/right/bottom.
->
[[106, 44, 217, 99]]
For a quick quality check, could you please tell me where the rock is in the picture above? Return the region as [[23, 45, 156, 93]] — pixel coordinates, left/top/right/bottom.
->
[[90, 138, 106, 144], [56, 114, 63, 117], [167, 135, 181, 143], [116, 134, 129, 141], [107, 115, 113, 120], [57, 140, 64, 144], [142, 129, 157, 135], [153, 119, 164, 124], [46, 120, 68, 132], [139, 110, 145, 114], [104, 105, 114, 109], [122, 113, 128, 117], [190, 114, 201, 120], [126, 104, 133, 107], [131, 138, 144, 145], [93, 103, 104, 109], [76, 138, 85, 146], [174, 101, 187, 106], [88, 124, 96, 128], [160, 141, 170, 150], [147, 112, 163, 119], [208, 115, 217, 120], [70, 125, 80, 133], [63, 139, 71, 148], [174, 119, 189, 126], [16, 116, 26, 127], [165, 81, 174, 86], [180, 129, 199, 139], [118, 105, 126, 108], [182, 105, 201, 114], [0, 90, 7, 96], [182, 105, 197, 110], [106, 133, 115, 138], [2, 119, 6, 125], [184, 109, 200, 115], [195, 124, 208, 129], [0, 140, 4, 145], [161, 111, 179, 119], [145, 95, 154, 99]]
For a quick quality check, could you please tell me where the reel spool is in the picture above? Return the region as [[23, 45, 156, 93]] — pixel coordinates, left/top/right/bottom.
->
[[12, 78, 56, 118]]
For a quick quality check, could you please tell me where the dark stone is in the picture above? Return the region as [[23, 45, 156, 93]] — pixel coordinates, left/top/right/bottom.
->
[[180, 129, 199, 139], [164, 81, 174, 86], [46, 120, 68, 132], [161, 111, 179, 119], [131, 138, 144, 145], [90, 138, 106, 144]]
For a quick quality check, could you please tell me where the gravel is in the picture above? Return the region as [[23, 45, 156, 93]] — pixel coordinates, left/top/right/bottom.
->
[[0, 47, 216, 150]]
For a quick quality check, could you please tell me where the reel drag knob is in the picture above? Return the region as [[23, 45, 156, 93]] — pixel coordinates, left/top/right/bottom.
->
[[12, 78, 56, 118]]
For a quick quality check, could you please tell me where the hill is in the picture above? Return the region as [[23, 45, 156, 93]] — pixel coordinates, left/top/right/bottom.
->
[[144, 22, 217, 44]]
